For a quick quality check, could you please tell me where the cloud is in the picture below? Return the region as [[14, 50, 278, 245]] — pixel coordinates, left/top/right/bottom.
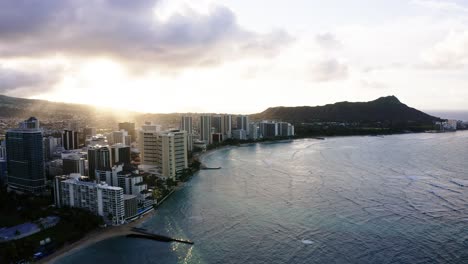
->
[[315, 33, 342, 49], [0, 0, 293, 71], [411, 0, 468, 13], [309, 59, 348, 82], [0, 65, 62, 96], [360, 79, 388, 90], [421, 30, 468, 69]]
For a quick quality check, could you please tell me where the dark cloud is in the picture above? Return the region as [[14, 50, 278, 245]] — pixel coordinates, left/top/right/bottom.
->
[[309, 59, 348, 82], [0, 0, 293, 69], [0, 66, 62, 96]]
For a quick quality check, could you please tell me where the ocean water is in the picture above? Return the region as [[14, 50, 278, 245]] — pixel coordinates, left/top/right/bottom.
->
[[57, 132, 468, 264]]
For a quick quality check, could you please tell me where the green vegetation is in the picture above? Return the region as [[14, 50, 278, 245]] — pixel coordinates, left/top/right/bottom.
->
[[0, 187, 103, 263]]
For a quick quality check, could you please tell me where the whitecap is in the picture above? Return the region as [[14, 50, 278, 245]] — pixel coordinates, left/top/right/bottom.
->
[[301, 239, 314, 245]]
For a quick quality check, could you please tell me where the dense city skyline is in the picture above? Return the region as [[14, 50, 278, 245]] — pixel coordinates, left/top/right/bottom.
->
[[1, 0, 468, 113]]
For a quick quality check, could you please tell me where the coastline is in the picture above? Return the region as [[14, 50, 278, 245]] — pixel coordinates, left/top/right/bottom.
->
[[40, 210, 156, 264], [36, 131, 462, 263], [41, 148, 223, 263]]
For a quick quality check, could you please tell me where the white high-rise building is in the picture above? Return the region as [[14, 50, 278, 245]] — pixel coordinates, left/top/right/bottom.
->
[[112, 130, 128, 145], [156, 130, 188, 179], [139, 130, 158, 166], [199, 115, 212, 144], [180, 116, 193, 151], [54, 174, 125, 225]]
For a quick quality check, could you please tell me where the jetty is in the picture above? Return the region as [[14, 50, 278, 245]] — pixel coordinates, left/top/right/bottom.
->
[[128, 228, 194, 245], [200, 164, 222, 170]]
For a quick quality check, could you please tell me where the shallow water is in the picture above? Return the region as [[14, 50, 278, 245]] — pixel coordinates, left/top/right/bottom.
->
[[58, 132, 468, 264]]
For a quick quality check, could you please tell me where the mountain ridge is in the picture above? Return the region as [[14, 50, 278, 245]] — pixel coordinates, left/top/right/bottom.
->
[[251, 96, 441, 124]]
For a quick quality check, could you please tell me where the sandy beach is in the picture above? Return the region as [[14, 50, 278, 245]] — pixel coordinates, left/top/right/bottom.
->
[[40, 210, 156, 264], [40, 148, 225, 263]]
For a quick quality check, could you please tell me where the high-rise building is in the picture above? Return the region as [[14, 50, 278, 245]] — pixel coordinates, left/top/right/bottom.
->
[[259, 121, 278, 138], [0, 140, 6, 185], [44, 136, 61, 160], [278, 122, 295, 137], [86, 135, 108, 147], [87, 145, 112, 179], [180, 116, 193, 152], [223, 115, 232, 139], [118, 122, 136, 142], [63, 155, 86, 176], [20, 117, 40, 129], [6, 117, 45, 193], [112, 130, 127, 145], [141, 122, 161, 132], [249, 123, 260, 140], [232, 129, 247, 140], [54, 174, 125, 225], [212, 115, 232, 139], [139, 131, 158, 166], [0, 159, 6, 186], [0, 140, 6, 160], [111, 143, 131, 166], [62, 130, 79, 150], [237, 115, 250, 135], [83, 127, 97, 140], [155, 130, 188, 179], [96, 164, 123, 187], [199, 115, 212, 144], [180, 116, 193, 134]]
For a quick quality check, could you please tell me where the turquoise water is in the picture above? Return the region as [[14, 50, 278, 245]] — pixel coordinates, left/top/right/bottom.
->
[[57, 132, 468, 263]]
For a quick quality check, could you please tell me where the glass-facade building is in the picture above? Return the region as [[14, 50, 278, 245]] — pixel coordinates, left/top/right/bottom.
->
[[6, 128, 45, 193]]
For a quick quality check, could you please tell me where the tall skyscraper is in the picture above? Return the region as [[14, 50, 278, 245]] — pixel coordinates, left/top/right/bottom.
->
[[6, 117, 45, 193], [237, 115, 250, 135], [62, 130, 79, 150], [156, 130, 188, 179], [118, 122, 136, 142], [199, 115, 212, 144], [111, 143, 131, 166], [180, 116, 193, 152], [88, 145, 112, 179]]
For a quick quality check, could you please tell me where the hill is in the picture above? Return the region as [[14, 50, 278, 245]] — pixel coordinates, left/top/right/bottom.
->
[[251, 96, 440, 124]]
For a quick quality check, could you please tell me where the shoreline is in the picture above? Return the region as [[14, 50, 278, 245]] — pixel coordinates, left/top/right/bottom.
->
[[41, 150, 218, 263], [38, 131, 465, 263], [41, 209, 156, 264]]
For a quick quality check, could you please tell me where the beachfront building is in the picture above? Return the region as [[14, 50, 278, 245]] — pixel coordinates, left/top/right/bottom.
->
[[54, 174, 125, 225], [237, 115, 250, 136], [199, 115, 212, 144], [156, 130, 188, 180], [248, 123, 260, 140], [232, 129, 247, 140]]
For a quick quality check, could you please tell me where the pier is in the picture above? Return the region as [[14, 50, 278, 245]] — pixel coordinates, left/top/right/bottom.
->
[[128, 228, 194, 245]]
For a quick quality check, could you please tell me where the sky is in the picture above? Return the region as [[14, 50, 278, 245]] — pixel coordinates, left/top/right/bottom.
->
[[0, 0, 468, 114]]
